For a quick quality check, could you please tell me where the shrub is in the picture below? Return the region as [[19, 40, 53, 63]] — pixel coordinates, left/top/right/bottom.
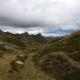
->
[[4, 37, 26, 49], [40, 53, 80, 80]]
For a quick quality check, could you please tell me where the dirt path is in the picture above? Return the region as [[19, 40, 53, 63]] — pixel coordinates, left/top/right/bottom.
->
[[0, 52, 56, 80], [1, 52, 80, 80], [16, 53, 56, 80]]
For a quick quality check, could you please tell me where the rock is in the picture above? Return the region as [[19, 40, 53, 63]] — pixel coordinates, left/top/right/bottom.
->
[[16, 60, 24, 65]]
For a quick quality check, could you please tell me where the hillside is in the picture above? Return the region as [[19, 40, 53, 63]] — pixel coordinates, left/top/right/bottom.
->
[[0, 30, 48, 53], [33, 31, 80, 80], [0, 30, 80, 80], [0, 30, 51, 80]]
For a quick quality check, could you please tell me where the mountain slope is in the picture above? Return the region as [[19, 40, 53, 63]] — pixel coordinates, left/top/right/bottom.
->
[[0, 30, 48, 53], [33, 31, 80, 80], [0, 30, 51, 80]]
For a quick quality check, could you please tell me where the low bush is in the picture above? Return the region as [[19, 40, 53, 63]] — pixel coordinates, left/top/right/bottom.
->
[[40, 53, 80, 80]]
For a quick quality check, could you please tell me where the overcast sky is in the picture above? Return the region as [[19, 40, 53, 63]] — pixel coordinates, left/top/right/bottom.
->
[[0, 0, 80, 36]]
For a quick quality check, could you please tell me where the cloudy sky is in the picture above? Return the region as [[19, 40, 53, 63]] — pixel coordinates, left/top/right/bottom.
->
[[0, 0, 80, 36]]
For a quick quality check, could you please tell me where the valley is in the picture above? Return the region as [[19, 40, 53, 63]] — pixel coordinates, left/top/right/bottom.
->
[[0, 30, 80, 80]]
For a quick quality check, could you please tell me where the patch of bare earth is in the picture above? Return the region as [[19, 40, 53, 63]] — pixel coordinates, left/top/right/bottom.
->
[[0, 54, 17, 79]]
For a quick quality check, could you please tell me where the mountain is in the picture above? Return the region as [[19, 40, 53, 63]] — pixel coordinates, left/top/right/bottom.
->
[[0, 30, 48, 53], [1, 29, 80, 80], [0, 30, 51, 80], [33, 31, 80, 80]]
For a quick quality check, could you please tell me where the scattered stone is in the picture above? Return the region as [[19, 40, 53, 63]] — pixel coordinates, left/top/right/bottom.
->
[[16, 60, 24, 65]]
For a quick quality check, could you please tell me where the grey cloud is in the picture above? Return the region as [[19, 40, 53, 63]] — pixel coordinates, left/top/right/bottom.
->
[[0, 0, 80, 29], [0, 16, 43, 28]]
